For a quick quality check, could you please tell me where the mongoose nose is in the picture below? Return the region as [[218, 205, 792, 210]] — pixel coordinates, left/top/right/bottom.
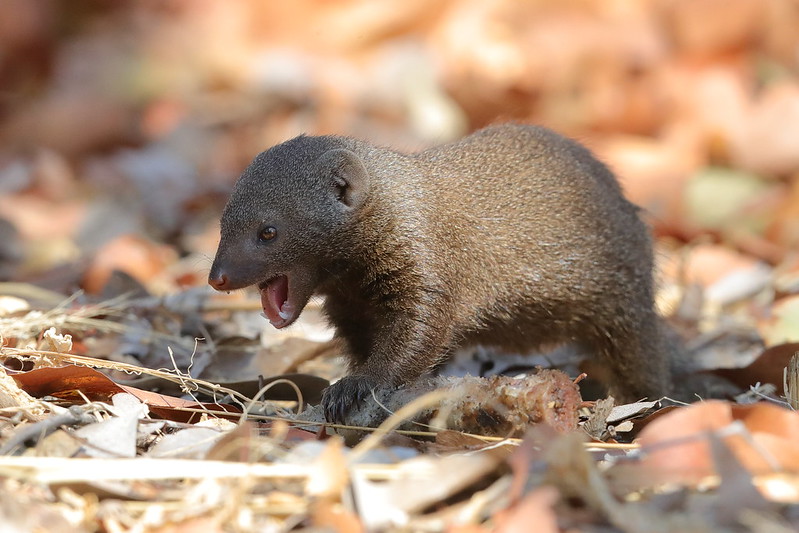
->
[[208, 272, 230, 291]]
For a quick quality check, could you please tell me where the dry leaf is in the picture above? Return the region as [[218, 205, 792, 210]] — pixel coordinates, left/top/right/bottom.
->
[[12, 365, 241, 424], [74, 393, 146, 458], [493, 487, 559, 533], [306, 437, 348, 499], [712, 342, 799, 395], [82, 234, 177, 295], [759, 297, 799, 346], [635, 401, 799, 488]]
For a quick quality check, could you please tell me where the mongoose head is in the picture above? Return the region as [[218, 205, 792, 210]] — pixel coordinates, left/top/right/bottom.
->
[[209, 135, 369, 328]]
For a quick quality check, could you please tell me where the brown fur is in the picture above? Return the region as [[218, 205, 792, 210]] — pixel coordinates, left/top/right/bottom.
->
[[209, 124, 675, 421]]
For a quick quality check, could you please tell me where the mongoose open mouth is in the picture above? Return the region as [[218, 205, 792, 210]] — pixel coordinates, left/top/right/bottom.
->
[[259, 275, 296, 328]]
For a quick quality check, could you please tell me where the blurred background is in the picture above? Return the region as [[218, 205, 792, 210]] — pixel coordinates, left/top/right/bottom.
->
[[1, 0, 798, 343]]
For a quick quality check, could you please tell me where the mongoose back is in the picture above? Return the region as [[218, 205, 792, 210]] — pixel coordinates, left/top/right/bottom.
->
[[209, 124, 673, 422]]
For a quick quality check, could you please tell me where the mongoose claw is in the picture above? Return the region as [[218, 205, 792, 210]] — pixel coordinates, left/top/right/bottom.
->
[[321, 375, 377, 424]]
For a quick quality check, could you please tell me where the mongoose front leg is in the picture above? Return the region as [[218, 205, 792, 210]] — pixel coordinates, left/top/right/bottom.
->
[[321, 305, 451, 423], [321, 374, 379, 424]]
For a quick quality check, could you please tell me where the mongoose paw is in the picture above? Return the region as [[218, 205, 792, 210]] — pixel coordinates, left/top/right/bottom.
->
[[322, 375, 377, 424]]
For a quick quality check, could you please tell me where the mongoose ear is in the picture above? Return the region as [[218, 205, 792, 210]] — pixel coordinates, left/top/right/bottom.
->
[[316, 149, 369, 209]]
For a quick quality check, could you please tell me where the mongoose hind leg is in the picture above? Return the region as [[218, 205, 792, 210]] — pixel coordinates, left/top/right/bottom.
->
[[586, 311, 673, 403]]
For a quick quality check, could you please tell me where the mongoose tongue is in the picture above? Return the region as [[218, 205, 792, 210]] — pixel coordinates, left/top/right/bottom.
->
[[260, 275, 291, 328]]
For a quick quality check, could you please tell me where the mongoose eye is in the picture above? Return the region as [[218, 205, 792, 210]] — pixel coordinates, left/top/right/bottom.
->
[[258, 226, 277, 242]]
